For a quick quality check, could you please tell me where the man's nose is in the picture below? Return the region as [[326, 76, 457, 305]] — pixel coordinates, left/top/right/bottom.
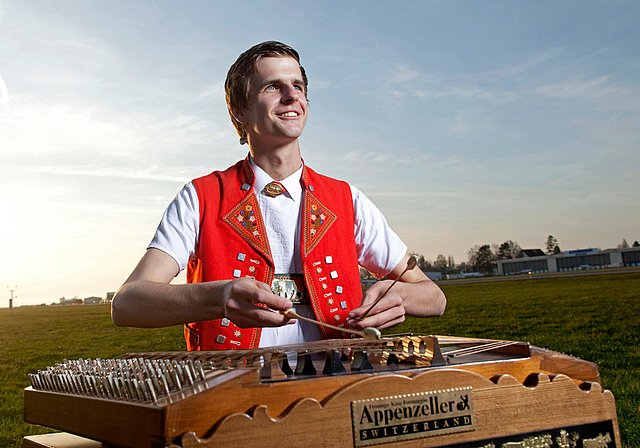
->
[[282, 85, 300, 103]]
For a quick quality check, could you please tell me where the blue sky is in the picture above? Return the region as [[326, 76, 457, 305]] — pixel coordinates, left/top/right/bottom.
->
[[1, 1, 639, 305]]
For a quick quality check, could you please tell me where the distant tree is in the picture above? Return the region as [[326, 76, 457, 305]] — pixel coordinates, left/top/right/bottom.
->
[[545, 235, 559, 255], [491, 243, 500, 258], [467, 245, 480, 268], [633, 241, 640, 247], [508, 240, 521, 258], [59, 296, 65, 303], [496, 242, 508, 260], [409, 252, 434, 272], [420, 255, 434, 271], [456, 261, 469, 273], [434, 254, 448, 272], [618, 239, 629, 249], [447, 255, 455, 268], [475, 245, 496, 275], [553, 245, 562, 254], [497, 240, 522, 260]]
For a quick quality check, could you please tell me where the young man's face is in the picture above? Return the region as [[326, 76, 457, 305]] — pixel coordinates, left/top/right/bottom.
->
[[237, 56, 308, 147]]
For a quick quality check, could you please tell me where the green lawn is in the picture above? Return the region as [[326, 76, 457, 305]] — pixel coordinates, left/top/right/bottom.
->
[[1, 272, 638, 447]]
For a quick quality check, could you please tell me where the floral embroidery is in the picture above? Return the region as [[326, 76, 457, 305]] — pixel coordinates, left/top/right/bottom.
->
[[223, 193, 272, 261], [302, 192, 337, 258]]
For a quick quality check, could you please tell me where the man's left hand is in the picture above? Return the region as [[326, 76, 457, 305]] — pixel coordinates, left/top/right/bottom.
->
[[347, 280, 406, 330]]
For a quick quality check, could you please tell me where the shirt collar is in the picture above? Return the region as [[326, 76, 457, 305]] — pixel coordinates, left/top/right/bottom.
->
[[249, 157, 303, 202]]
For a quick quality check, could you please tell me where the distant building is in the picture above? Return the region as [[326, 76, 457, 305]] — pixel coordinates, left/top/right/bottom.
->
[[60, 297, 83, 305], [424, 271, 442, 281], [497, 246, 640, 276], [84, 296, 102, 305], [106, 292, 115, 302], [443, 271, 484, 280], [519, 249, 546, 258]]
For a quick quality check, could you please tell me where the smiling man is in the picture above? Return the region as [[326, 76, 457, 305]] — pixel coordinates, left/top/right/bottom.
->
[[111, 41, 446, 350]]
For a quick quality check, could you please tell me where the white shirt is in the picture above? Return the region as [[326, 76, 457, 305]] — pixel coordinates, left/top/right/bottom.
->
[[149, 160, 407, 347]]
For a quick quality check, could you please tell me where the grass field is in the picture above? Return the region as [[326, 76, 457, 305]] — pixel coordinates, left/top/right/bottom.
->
[[1, 272, 638, 447]]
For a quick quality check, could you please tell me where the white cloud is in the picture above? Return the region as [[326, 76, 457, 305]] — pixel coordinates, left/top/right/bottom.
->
[[198, 82, 226, 100], [28, 73, 84, 85], [22, 164, 202, 184], [366, 190, 460, 198], [392, 65, 419, 83], [413, 85, 515, 105], [0, 74, 8, 111], [537, 76, 640, 111], [537, 76, 610, 99], [448, 114, 482, 135], [0, 93, 229, 161], [310, 79, 331, 90]]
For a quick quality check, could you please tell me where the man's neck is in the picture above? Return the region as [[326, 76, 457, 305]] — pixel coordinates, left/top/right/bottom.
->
[[249, 141, 303, 181]]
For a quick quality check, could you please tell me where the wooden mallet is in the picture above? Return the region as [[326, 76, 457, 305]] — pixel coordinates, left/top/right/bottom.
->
[[279, 309, 381, 340], [358, 255, 417, 321]]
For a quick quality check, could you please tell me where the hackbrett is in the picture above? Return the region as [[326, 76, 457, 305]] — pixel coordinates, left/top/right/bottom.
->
[[23, 335, 620, 448]]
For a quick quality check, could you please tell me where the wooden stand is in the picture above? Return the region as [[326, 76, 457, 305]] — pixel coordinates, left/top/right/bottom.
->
[[23, 433, 101, 448]]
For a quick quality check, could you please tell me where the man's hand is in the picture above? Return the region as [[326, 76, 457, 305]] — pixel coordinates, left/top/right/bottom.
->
[[112, 248, 295, 328], [344, 253, 447, 332], [347, 280, 406, 330], [220, 277, 294, 328]]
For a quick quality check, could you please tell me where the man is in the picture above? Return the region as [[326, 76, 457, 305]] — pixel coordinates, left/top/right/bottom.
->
[[111, 41, 445, 350]]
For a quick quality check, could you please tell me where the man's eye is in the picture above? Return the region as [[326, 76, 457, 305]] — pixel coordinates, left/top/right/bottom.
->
[[294, 85, 303, 91], [266, 85, 276, 90]]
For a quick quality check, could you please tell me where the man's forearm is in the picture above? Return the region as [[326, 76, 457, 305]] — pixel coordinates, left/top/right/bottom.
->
[[112, 276, 295, 329], [111, 281, 225, 328]]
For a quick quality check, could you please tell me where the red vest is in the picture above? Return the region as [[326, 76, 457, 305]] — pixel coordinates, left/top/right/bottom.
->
[[184, 158, 362, 350]]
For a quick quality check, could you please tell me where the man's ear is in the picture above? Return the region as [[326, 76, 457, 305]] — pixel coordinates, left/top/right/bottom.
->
[[231, 107, 245, 125]]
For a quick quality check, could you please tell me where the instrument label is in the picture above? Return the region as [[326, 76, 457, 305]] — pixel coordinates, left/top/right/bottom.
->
[[351, 387, 475, 447]]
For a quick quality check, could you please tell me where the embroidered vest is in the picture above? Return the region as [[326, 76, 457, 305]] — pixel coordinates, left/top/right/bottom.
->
[[184, 158, 362, 350]]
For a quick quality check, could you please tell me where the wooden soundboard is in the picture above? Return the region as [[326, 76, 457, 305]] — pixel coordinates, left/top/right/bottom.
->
[[23, 335, 620, 448]]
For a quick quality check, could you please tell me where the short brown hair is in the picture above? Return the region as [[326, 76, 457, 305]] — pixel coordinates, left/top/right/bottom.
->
[[225, 41, 308, 138]]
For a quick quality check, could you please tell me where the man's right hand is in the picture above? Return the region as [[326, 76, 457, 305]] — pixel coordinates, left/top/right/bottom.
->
[[112, 248, 294, 329], [219, 277, 294, 328]]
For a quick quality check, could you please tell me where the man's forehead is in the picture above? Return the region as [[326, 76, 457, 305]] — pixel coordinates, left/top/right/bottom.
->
[[253, 56, 303, 82]]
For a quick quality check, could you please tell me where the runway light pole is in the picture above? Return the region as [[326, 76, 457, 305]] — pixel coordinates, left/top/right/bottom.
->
[[7, 285, 17, 315]]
